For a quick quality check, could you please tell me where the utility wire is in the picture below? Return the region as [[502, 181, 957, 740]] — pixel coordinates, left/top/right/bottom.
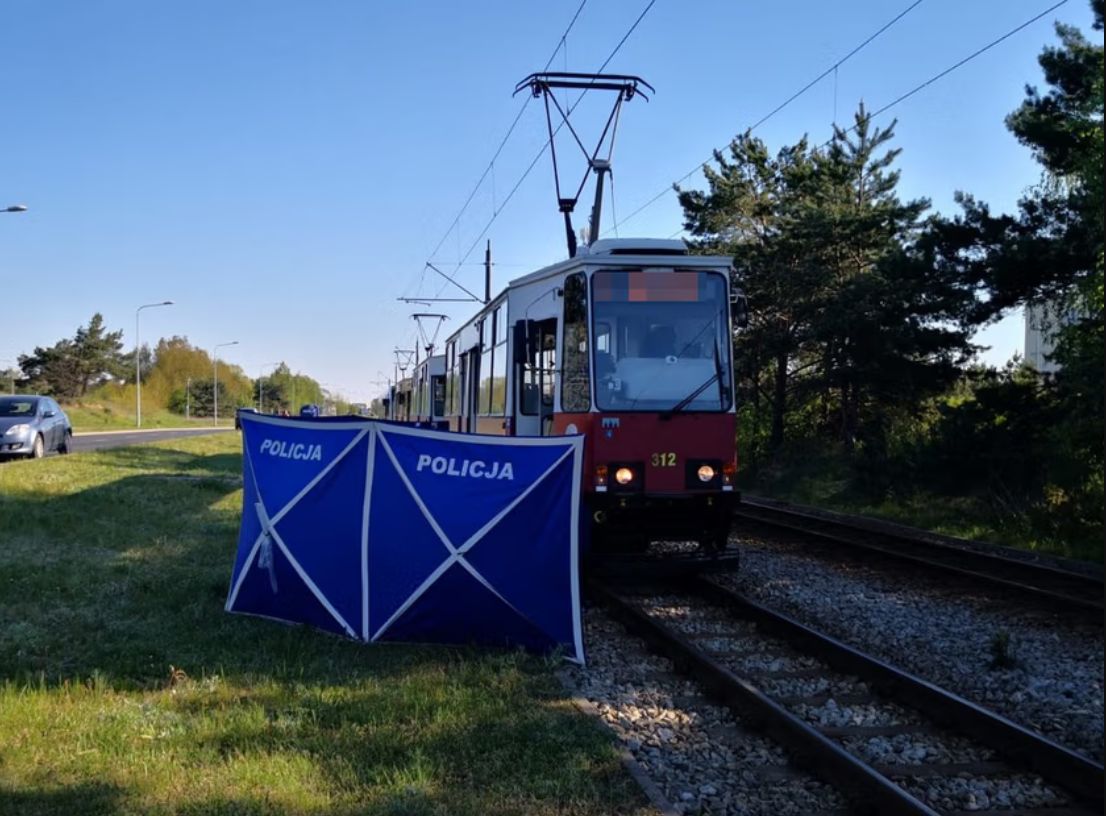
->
[[419, 0, 589, 271], [443, 0, 658, 279], [605, 0, 925, 236], [748, 0, 923, 135], [819, 0, 1070, 149]]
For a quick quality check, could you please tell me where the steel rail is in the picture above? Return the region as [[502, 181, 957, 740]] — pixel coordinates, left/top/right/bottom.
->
[[735, 499, 1103, 618], [591, 577, 1102, 816], [686, 575, 1104, 804], [592, 580, 942, 816]]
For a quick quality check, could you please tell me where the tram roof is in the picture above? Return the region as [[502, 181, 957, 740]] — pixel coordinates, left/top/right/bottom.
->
[[506, 238, 729, 289], [443, 238, 732, 346]]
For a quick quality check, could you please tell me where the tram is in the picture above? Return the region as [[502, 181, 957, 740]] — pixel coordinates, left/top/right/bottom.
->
[[438, 237, 745, 559], [392, 72, 747, 564]]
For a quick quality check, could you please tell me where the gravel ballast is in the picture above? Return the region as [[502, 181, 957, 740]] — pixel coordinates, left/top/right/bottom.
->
[[567, 610, 848, 815], [627, 592, 1073, 811], [718, 528, 1104, 762]]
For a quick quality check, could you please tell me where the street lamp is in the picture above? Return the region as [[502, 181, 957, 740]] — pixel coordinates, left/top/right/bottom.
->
[[135, 301, 174, 428], [2, 204, 27, 213], [212, 341, 239, 425], [256, 362, 280, 413]]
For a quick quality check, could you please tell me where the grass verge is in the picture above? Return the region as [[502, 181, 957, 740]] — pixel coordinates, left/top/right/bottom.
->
[[63, 403, 234, 432], [0, 435, 643, 816]]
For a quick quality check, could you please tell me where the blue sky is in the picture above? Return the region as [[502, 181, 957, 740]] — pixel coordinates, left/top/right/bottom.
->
[[1, 1, 1097, 403]]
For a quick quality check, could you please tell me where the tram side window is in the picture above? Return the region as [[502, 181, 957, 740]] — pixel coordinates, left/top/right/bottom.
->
[[445, 343, 457, 415], [479, 318, 494, 415], [490, 307, 507, 415], [432, 375, 445, 418], [562, 272, 590, 412]]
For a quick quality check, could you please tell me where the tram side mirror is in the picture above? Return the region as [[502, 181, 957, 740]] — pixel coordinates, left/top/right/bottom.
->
[[730, 291, 749, 329]]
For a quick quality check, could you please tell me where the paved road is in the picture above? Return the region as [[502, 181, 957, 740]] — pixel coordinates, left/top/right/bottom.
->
[[71, 427, 235, 453]]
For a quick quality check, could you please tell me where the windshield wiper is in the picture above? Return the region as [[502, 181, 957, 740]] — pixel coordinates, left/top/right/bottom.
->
[[661, 372, 719, 419], [661, 339, 725, 420]]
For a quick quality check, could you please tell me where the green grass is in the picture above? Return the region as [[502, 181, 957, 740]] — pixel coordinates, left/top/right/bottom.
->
[[0, 436, 643, 816], [63, 403, 234, 432]]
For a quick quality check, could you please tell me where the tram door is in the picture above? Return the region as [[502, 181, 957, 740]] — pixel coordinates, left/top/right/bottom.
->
[[459, 347, 481, 433], [512, 318, 557, 437]]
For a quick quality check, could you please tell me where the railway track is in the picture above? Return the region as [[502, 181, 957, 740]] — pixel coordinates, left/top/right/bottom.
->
[[734, 497, 1104, 619], [592, 574, 1103, 816]]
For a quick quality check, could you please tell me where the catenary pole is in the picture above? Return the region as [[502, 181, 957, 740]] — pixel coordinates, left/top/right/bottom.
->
[[135, 301, 173, 428]]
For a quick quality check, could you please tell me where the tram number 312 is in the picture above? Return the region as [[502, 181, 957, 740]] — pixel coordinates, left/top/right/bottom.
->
[[651, 452, 677, 467]]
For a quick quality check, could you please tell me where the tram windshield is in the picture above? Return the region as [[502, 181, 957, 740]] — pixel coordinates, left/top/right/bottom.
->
[[591, 270, 733, 412]]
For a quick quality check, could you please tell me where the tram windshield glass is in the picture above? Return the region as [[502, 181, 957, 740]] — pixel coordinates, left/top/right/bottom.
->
[[591, 270, 733, 412]]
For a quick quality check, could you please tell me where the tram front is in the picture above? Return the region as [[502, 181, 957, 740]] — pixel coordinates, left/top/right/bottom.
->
[[554, 253, 742, 560]]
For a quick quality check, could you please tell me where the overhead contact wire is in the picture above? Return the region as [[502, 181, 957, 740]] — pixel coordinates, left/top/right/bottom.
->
[[607, 0, 926, 235], [449, 0, 658, 273], [424, 0, 589, 266], [821, 0, 1071, 148]]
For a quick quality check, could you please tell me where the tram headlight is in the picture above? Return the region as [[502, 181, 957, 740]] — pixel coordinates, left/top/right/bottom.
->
[[697, 464, 716, 483], [614, 466, 635, 485]]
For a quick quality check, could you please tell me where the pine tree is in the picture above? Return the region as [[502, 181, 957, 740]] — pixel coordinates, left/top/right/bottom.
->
[[17, 313, 126, 398], [677, 108, 978, 466], [678, 133, 825, 453], [810, 107, 970, 453]]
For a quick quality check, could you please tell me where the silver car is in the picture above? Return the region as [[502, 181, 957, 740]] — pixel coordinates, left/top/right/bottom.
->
[[0, 395, 72, 459]]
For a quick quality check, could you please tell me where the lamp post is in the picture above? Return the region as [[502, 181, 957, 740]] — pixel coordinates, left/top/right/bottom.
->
[[257, 362, 280, 413], [135, 301, 174, 427], [212, 340, 239, 425]]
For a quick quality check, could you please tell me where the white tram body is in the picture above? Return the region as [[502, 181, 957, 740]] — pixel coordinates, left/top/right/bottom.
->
[[411, 354, 447, 427], [434, 237, 743, 554]]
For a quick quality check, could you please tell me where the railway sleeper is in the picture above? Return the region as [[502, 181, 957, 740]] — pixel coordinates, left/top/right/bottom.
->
[[595, 581, 1102, 815]]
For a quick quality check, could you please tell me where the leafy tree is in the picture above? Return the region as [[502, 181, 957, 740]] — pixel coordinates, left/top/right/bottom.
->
[[17, 314, 126, 398], [150, 336, 214, 385], [924, 0, 1103, 545], [130, 344, 153, 384], [1007, 0, 1104, 481], [1007, 0, 1103, 232], [931, 2, 1101, 328], [264, 364, 324, 414], [805, 109, 959, 453], [679, 107, 977, 468], [0, 365, 18, 395], [920, 364, 1058, 500], [173, 379, 228, 418], [678, 134, 823, 454], [257, 378, 286, 413]]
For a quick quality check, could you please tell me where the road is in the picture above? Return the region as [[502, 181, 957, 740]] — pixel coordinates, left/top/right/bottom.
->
[[70, 427, 234, 453]]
